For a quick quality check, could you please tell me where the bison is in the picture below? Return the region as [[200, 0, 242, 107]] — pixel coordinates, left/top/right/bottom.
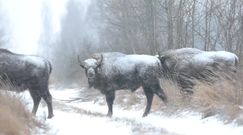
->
[[158, 48, 239, 94], [0, 48, 54, 118], [79, 52, 167, 117]]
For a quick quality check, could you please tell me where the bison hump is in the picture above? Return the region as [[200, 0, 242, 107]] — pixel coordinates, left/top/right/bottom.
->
[[21, 56, 46, 68]]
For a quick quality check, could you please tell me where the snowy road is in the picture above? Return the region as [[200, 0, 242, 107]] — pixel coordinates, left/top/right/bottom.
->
[[23, 88, 243, 135]]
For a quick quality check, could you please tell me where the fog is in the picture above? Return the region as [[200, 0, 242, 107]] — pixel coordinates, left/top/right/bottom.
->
[[0, 0, 242, 85], [0, 0, 95, 85], [39, 0, 95, 85], [0, 0, 43, 54]]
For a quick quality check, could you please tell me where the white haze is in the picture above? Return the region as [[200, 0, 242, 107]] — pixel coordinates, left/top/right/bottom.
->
[[0, 0, 90, 55], [0, 0, 42, 54]]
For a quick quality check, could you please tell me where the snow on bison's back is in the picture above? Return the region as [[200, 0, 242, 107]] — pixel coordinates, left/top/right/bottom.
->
[[101, 54, 162, 77]]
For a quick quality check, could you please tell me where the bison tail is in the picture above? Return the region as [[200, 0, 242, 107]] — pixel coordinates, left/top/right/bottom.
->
[[48, 61, 52, 74], [44, 59, 52, 74], [235, 57, 239, 67]]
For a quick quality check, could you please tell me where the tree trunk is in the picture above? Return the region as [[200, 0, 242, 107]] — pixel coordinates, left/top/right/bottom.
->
[[167, 0, 174, 49]]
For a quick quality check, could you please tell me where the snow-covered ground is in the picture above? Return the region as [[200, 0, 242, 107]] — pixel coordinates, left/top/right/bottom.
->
[[20, 88, 243, 135]]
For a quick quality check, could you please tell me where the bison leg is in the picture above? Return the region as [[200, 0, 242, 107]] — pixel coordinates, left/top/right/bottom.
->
[[153, 81, 167, 103], [42, 91, 54, 119], [29, 90, 41, 115], [143, 88, 154, 117], [154, 88, 167, 103], [105, 91, 115, 117]]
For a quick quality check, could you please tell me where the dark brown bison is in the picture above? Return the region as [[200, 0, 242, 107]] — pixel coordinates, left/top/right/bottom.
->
[[158, 48, 239, 94], [0, 48, 53, 118], [79, 52, 167, 117]]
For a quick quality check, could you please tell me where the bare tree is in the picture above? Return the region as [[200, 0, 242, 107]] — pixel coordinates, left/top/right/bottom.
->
[[96, 0, 242, 60]]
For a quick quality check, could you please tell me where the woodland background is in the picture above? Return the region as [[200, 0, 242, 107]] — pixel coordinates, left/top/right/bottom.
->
[[0, 0, 242, 84]]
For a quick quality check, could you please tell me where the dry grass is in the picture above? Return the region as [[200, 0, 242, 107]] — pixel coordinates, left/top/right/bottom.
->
[[156, 67, 243, 124], [0, 91, 43, 135]]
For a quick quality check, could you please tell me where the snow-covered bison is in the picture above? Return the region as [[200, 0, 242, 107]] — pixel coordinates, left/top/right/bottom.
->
[[0, 49, 53, 118], [158, 48, 239, 94], [79, 52, 167, 117]]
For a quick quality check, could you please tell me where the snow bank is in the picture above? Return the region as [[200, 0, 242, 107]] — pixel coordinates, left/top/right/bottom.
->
[[21, 89, 243, 135], [142, 113, 243, 135], [70, 101, 243, 135]]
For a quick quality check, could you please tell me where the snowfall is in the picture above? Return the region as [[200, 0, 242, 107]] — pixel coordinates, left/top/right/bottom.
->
[[16, 86, 243, 135]]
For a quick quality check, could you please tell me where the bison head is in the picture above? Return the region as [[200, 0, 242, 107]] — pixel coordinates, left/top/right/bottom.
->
[[157, 52, 177, 72], [78, 54, 103, 87]]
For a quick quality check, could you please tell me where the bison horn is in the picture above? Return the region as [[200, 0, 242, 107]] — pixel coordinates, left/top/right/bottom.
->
[[77, 55, 86, 68], [155, 51, 162, 59], [156, 52, 167, 64], [158, 51, 161, 58], [77, 55, 82, 64], [96, 54, 103, 67]]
